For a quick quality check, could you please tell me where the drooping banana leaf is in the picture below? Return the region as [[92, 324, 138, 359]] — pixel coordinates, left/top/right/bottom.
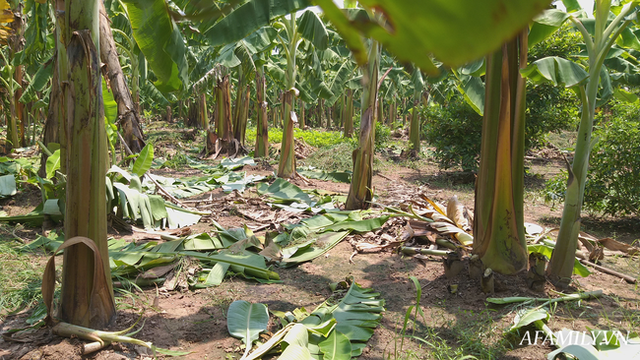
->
[[315, 0, 552, 74], [122, 0, 189, 92], [203, 0, 312, 47]]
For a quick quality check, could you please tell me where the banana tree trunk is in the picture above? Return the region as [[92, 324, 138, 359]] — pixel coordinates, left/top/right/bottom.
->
[[216, 75, 232, 141], [199, 93, 208, 129], [299, 99, 305, 129], [60, 0, 115, 328], [346, 40, 379, 210], [408, 98, 421, 153], [10, 3, 25, 147], [255, 66, 268, 157], [344, 89, 354, 138], [473, 31, 528, 275], [233, 81, 249, 145], [99, 2, 145, 153], [277, 90, 296, 177], [545, 1, 634, 286]]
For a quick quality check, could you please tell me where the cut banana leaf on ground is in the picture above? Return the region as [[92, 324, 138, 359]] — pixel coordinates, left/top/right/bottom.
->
[[240, 280, 384, 360], [298, 167, 352, 183], [0, 174, 17, 197], [226, 300, 270, 359], [257, 178, 314, 204]]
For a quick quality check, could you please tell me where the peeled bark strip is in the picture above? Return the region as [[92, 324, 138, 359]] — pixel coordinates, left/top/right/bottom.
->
[[99, 2, 145, 153], [60, 0, 115, 328]]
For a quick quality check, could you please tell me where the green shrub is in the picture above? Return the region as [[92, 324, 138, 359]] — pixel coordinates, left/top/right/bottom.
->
[[422, 99, 483, 171], [545, 100, 640, 217]]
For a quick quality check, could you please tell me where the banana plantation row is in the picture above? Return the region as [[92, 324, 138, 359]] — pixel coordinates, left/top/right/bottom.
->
[[0, 0, 636, 338]]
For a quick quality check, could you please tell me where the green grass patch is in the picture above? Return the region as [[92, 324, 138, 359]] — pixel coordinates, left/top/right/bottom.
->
[[0, 229, 45, 320], [246, 128, 353, 149], [301, 142, 356, 173]]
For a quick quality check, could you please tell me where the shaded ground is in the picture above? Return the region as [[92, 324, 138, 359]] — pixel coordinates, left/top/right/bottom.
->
[[1, 125, 639, 360]]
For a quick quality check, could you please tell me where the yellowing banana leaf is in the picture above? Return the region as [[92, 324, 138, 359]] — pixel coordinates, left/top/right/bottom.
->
[[430, 222, 474, 246]]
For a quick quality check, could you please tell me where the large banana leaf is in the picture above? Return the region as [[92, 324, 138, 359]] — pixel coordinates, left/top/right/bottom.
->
[[227, 300, 270, 358], [122, 0, 188, 92], [520, 56, 590, 88], [19, 56, 54, 103], [297, 10, 329, 50], [315, 0, 551, 74], [240, 281, 384, 359], [204, 0, 311, 47]]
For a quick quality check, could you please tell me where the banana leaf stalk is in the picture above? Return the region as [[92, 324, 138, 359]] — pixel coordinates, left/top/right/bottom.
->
[[254, 65, 269, 157], [473, 30, 528, 274], [59, 0, 115, 328], [346, 38, 379, 210], [547, 1, 637, 286]]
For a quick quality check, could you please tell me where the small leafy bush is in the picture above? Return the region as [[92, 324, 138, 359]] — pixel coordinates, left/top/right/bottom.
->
[[422, 99, 482, 171], [545, 100, 640, 217]]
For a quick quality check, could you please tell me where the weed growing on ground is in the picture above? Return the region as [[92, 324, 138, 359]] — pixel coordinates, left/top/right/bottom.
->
[[0, 227, 44, 320]]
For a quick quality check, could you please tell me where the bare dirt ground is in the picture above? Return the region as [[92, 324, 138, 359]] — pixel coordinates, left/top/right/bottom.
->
[[1, 128, 639, 360]]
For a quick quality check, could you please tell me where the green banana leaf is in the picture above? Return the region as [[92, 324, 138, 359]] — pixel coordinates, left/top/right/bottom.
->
[[122, 0, 188, 92], [203, 0, 311, 47], [520, 56, 589, 88], [19, 56, 54, 104], [131, 143, 154, 177], [239, 281, 383, 359], [257, 178, 313, 204], [297, 10, 329, 50], [227, 300, 270, 358], [315, 0, 551, 74], [318, 330, 351, 360]]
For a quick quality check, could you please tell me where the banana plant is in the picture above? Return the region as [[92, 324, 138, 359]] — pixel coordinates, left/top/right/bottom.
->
[[346, 34, 379, 210], [408, 68, 424, 154], [473, 30, 529, 275], [521, 0, 640, 286], [59, 0, 115, 328]]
